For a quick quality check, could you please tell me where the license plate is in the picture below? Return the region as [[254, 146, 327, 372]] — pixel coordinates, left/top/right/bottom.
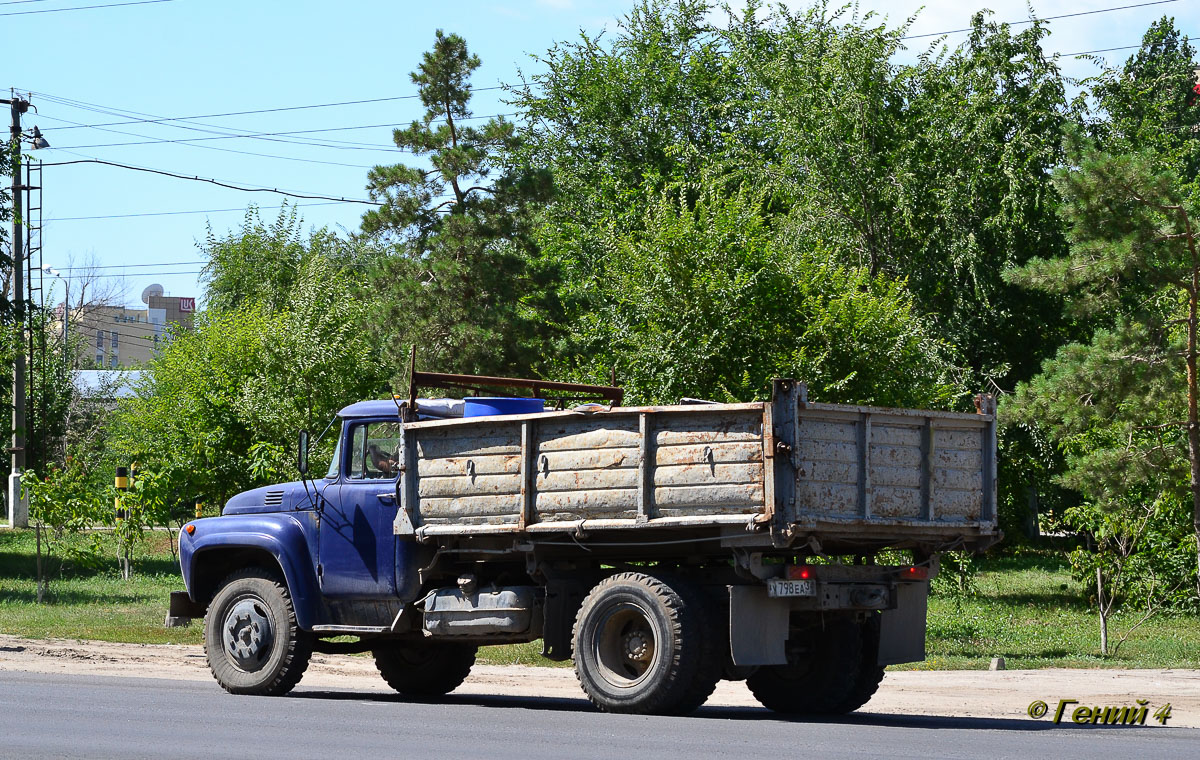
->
[[767, 578, 815, 597]]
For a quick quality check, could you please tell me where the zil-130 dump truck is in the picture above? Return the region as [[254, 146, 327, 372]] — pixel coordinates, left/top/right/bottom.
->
[[169, 370, 999, 716]]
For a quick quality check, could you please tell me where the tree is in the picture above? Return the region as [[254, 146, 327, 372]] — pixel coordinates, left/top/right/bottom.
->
[[559, 180, 961, 407], [1090, 17, 1200, 189], [516, 2, 1075, 397], [362, 30, 560, 380], [108, 242, 390, 511], [201, 203, 375, 314], [1005, 142, 1200, 603]]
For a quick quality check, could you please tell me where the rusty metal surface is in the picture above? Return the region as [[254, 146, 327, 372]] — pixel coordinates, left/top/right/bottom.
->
[[792, 406, 992, 527], [410, 368, 624, 405], [396, 389, 997, 544]]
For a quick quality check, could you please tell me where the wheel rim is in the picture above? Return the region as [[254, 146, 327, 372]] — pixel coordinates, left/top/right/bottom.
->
[[592, 602, 659, 688], [223, 596, 275, 672]]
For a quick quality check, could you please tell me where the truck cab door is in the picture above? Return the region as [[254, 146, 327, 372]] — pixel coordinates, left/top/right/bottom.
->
[[317, 420, 403, 599]]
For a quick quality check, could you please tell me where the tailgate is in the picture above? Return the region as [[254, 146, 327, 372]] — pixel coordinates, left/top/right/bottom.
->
[[770, 380, 998, 546]]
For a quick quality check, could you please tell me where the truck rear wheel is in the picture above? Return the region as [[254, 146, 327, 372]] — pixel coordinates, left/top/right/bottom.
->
[[746, 616, 862, 714], [373, 642, 477, 697], [573, 572, 720, 715], [836, 613, 886, 713], [204, 568, 313, 696]]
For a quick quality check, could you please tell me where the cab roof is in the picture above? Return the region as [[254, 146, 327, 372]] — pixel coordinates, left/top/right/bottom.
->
[[338, 399, 403, 419]]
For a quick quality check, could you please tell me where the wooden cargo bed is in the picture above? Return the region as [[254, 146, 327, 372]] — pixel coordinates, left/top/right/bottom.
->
[[394, 381, 999, 554]]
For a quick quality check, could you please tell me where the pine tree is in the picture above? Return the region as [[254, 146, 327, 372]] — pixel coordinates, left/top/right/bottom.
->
[[1006, 141, 1200, 600], [362, 31, 559, 379]]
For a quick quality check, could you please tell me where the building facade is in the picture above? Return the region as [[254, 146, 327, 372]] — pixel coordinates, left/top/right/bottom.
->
[[73, 288, 196, 368]]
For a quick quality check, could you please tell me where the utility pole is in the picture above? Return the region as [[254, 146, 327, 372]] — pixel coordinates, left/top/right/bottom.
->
[[5, 94, 29, 528]]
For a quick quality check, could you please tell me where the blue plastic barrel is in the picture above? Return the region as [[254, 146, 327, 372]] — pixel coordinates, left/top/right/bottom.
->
[[463, 397, 545, 417]]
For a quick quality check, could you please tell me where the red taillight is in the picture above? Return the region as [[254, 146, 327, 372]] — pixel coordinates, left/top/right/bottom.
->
[[787, 565, 813, 580], [901, 565, 928, 580]]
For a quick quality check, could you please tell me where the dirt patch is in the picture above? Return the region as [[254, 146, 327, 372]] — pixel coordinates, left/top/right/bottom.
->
[[2, 633, 1197, 726]]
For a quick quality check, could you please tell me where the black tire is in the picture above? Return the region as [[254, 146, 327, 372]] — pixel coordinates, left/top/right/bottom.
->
[[746, 616, 862, 715], [573, 572, 720, 715], [373, 642, 477, 697], [204, 567, 313, 696], [837, 613, 886, 713]]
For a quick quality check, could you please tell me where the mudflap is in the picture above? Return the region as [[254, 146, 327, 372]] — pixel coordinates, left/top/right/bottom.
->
[[877, 581, 928, 665], [165, 590, 206, 628], [728, 586, 789, 666]]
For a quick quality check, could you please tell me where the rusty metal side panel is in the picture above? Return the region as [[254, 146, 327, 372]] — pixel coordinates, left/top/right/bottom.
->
[[411, 422, 523, 526], [794, 405, 991, 526], [533, 415, 640, 521], [653, 408, 766, 519]]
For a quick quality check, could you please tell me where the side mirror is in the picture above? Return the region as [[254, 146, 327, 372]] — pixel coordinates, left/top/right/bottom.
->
[[298, 429, 310, 476]]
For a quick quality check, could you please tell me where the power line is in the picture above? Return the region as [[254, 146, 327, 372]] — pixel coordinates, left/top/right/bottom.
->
[[33, 113, 380, 167], [50, 260, 205, 270], [31, 85, 507, 132], [35, 111, 403, 153], [55, 276, 203, 293], [60, 270, 202, 278], [34, 94, 519, 160], [33, 93, 410, 154], [48, 113, 519, 151], [903, 0, 1181, 40], [39, 157, 383, 205], [1063, 44, 1143, 56], [0, 0, 174, 16], [46, 201, 348, 222]]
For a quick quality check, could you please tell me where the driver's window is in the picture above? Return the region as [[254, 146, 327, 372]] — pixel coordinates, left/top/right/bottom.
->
[[348, 422, 402, 480]]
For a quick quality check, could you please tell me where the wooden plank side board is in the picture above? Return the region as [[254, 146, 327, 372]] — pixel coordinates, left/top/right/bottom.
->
[[416, 434, 520, 460], [418, 473, 521, 498], [654, 483, 765, 509], [655, 441, 763, 465], [412, 422, 523, 523], [530, 414, 648, 521], [396, 397, 996, 540], [537, 417, 641, 451], [794, 407, 992, 525], [417, 454, 521, 478]]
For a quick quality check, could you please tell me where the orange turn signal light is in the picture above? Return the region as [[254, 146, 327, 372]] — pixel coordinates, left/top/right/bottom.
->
[[184, 524, 195, 536]]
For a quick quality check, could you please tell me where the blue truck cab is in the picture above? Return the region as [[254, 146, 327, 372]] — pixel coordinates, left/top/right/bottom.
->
[[171, 399, 464, 697]]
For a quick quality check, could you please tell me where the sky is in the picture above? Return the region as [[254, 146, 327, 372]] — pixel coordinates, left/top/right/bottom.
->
[[6, 0, 1200, 310]]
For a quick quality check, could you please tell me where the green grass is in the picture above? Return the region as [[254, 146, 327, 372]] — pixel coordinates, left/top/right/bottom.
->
[[915, 553, 1200, 670], [0, 528, 201, 645], [3, 529, 1198, 669]]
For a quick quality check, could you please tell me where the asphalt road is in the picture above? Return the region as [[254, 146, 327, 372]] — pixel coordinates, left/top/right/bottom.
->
[[1, 671, 1196, 760]]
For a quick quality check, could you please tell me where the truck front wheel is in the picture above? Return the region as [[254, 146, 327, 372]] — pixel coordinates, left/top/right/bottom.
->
[[204, 568, 314, 696], [573, 572, 719, 715], [373, 642, 477, 697]]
